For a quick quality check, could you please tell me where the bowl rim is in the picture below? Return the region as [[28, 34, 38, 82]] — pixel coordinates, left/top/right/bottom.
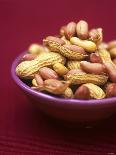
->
[[11, 51, 116, 108]]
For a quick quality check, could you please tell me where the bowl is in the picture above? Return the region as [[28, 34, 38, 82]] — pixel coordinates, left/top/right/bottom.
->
[[11, 52, 116, 123]]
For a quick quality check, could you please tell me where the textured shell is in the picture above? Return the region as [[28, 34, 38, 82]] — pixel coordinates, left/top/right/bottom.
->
[[67, 60, 81, 70], [66, 73, 108, 85], [98, 49, 116, 67], [83, 83, 106, 99], [63, 87, 74, 98], [16, 52, 65, 79], [44, 40, 87, 60]]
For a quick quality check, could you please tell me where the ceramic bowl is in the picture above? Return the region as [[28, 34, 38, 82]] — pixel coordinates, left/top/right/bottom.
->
[[11, 52, 116, 123]]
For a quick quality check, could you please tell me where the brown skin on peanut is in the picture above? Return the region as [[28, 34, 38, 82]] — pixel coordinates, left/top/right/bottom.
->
[[63, 44, 86, 55], [21, 53, 37, 61], [39, 67, 59, 80], [45, 36, 65, 45], [80, 61, 106, 74], [35, 74, 44, 86], [106, 83, 116, 97], [76, 20, 89, 40], [66, 22, 76, 39], [89, 53, 102, 63], [74, 85, 90, 99]]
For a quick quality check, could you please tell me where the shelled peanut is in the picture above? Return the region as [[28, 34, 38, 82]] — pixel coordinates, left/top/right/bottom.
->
[[16, 20, 116, 99]]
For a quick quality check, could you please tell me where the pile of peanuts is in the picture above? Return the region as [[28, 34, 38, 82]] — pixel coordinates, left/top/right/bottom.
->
[[16, 20, 116, 99]]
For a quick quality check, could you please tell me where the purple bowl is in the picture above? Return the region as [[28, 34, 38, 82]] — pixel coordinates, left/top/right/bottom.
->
[[11, 52, 116, 123]]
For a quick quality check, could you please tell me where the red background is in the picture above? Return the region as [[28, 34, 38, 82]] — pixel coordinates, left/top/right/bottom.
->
[[1, 0, 116, 154]]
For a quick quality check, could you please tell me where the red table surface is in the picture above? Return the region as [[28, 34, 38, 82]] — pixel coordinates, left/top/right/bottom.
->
[[1, 0, 116, 154]]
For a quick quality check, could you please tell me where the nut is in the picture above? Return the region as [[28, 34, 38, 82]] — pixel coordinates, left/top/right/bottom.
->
[[44, 39, 87, 60], [113, 58, 116, 65], [39, 67, 59, 80], [67, 60, 81, 70], [39, 79, 70, 95], [89, 52, 102, 63], [61, 36, 71, 45], [35, 74, 44, 86], [104, 62, 116, 83], [32, 78, 38, 87], [60, 25, 67, 36], [80, 61, 106, 74], [89, 29, 101, 43], [74, 85, 90, 99], [66, 21, 76, 39], [45, 36, 65, 45], [109, 47, 116, 58], [96, 28, 103, 45], [16, 52, 65, 79], [28, 44, 49, 54], [106, 83, 116, 97], [108, 40, 116, 49], [83, 83, 106, 99], [76, 20, 89, 39], [64, 69, 85, 80], [70, 37, 97, 52], [98, 49, 116, 82], [63, 44, 86, 55], [98, 42, 108, 50], [21, 53, 37, 61], [63, 87, 74, 98], [66, 73, 108, 85], [53, 63, 69, 76]]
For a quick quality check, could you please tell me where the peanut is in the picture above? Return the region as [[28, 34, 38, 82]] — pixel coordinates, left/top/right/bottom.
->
[[44, 39, 87, 60], [89, 29, 101, 43], [89, 53, 102, 63], [16, 52, 65, 79], [28, 44, 49, 54], [45, 36, 65, 45], [109, 47, 116, 58], [76, 20, 89, 39], [113, 58, 116, 65], [108, 40, 116, 49], [98, 49, 116, 82], [80, 61, 106, 74], [96, 28, 103, 45], [63, 87, 74, 98], [70, 37, 97, 52], [66, 73, 108, 85], [32, 78, 38, 87], [74, 85, 90, 99], [98, 42, 108, 50], [39, 79, 70, 95], [67, 60, 81, 70], [61, 36, 71, 45], [39, 67, 58, 80], [66, 21, 76, 39], [53, 63, 69, 76], [21, 53, 37, 61], [63, 44, 86, 55], [104, 62, 116, 83], [35, 74, 44, 86], [64, 69, 85, 80], [60, 25, 67, 36], [83, 83, 106, 99], [106, 83, 116, 97]]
